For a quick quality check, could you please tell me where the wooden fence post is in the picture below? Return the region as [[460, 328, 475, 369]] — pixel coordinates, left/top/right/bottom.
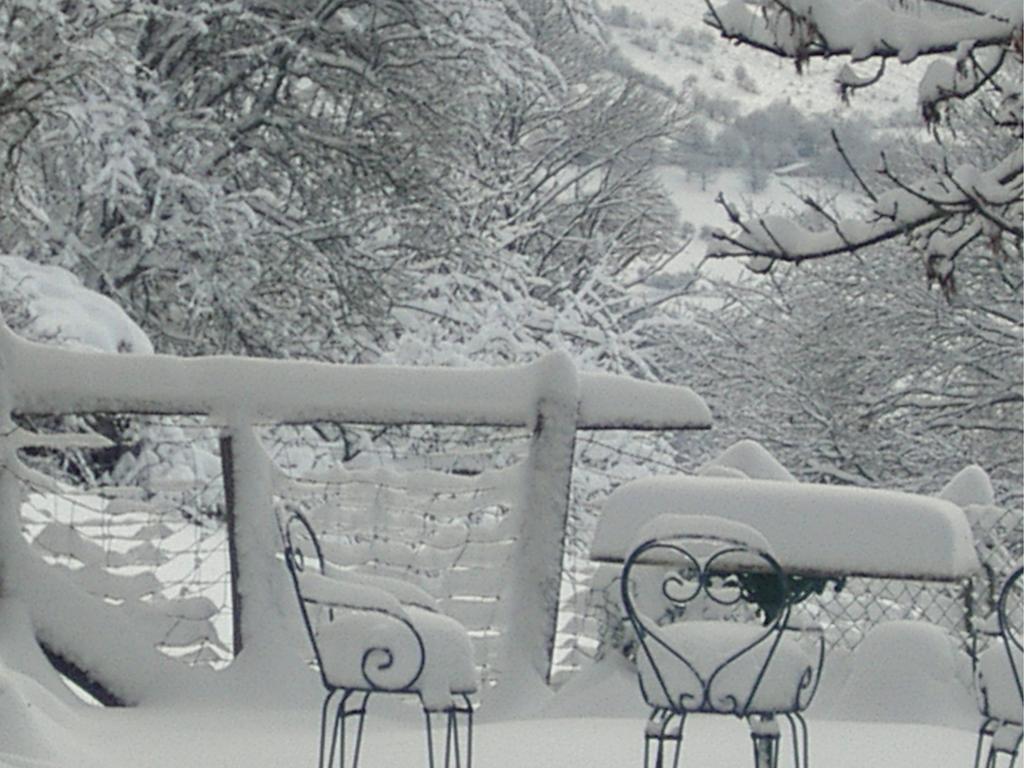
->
[[219, 433, 244, 656], [218, 419, 300, 664], [497, 352, 579, 690]]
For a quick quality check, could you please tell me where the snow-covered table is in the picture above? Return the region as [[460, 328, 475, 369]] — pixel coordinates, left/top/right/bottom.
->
[[592, 476, 981, 768], [590, 476, 980, 581]]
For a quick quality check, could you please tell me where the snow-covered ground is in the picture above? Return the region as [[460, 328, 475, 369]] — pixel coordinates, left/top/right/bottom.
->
[[2, 658, 981, 768], [656, 166, 859, 275], [48, 708, 975, 768], [1, 5, 1014, 767], [605, 0, 923, 277]]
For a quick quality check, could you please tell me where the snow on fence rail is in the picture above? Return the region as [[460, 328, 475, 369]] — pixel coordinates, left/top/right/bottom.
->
[[0, 323, 711, 706]]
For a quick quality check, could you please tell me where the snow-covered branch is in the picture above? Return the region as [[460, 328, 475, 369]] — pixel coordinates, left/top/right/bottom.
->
[[704, 0, 1020, 68], [703, 0, 1023, 284], [709, 149, 1023, 288]]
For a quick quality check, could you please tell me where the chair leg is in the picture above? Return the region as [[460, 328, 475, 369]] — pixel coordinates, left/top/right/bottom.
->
[[974, 720, 991, 768], [328, 691, 370, 768], [424, 696, 474, 768], [796, 713, 809, 768], [668, 713, 685, 768], [1008, 726, 1022, 768], [350, 692, 371, 768], [977, 719, 997, 768], [424, 708, 437, 768], [988, 724, 1024, 768], [644, 709, 685, 768], [448, 698, 474, 768], [319, 690, 344, 768], [782, 712, 809, 768], [783, 714, 799, 768], [749, 714, 781, 768], [456, 694, 474, 768], [445, 706, 459, 768]]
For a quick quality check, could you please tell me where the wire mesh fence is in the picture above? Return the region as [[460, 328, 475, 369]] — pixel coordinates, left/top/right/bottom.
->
[[14, 418, 535, 688], [554, 481, 1024, 679], [16, 415, 233, 668], [266, 423, 530, 690], [552, 432, 682, 683], [12, 413, 1023, 692]]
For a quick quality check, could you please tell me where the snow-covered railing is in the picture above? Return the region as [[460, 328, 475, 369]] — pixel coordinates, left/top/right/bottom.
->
[[1, 326, 709, 429], [0, 323, 710, 706]]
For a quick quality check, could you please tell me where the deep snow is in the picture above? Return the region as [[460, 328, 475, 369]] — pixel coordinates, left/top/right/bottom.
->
[[0, 654, 982, 768]]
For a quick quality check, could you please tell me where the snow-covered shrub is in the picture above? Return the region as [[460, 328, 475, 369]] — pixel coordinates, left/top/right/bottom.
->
[[0, 257, 151, 354]]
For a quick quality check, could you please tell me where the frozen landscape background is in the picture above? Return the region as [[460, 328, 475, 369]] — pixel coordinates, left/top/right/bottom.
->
[[0, 0, 1020, 766]]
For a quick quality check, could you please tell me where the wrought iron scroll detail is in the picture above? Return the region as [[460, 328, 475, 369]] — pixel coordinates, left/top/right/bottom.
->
[[620, 533, 824, 717], [282, 510, 427, 693]]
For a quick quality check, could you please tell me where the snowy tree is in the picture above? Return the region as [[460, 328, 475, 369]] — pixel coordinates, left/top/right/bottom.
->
[[703, 0, 1022, 291], [2, 1, 703, 704], [0, 1, 563, 360], [1, 0, 695, 374], [379, 0, 691, 374], [660, 243, 1022, 507], [0, 2, 262, 349]]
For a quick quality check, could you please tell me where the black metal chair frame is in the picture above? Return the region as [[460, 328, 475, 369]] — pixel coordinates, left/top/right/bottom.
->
[[282, 510, 474, 768], [974, 566, 1023, 768], [621, 530, 825, 768]]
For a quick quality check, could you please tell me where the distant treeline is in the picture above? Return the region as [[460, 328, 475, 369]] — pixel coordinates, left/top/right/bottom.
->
[[672, 98, 904, 192]]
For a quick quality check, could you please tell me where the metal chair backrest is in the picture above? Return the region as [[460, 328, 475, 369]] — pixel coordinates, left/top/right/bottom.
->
[[998, 566, 1023, 702], [620, 524, 799, 716], [281, 509, 429, 694], [282, 510, 331, 688]]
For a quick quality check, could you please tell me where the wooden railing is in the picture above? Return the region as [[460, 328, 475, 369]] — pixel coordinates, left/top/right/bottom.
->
[[0, 321, 710, 704]]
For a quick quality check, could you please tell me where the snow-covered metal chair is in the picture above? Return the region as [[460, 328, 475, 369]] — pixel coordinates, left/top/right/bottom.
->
[[282, 510, 476, 768], [620, 514, 824, 768], [974, 566, 1023, 768]]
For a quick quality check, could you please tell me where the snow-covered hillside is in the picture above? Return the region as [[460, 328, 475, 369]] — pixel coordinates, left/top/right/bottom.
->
[[601, 0, 924, 118], [599, 1, 923, 275]]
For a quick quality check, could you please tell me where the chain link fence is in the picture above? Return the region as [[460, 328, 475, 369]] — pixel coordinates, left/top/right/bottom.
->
[[16, 418, 535, 687], [266, 423, 529, 691], [17, 416, 233, 668], [15, 414, 1022, 692], [555, 493, 1024, 680]]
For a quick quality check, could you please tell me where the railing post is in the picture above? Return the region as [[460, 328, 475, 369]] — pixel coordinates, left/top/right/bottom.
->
[[218, 418, 299, 664], [0, 323, 17, 598], [498, 351, 579, 691], [219, 433, 244, 655]]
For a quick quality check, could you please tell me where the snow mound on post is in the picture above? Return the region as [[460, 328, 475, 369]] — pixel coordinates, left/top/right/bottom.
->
[[697, 439, 795, 482], [0, 256, 152, 354], [938, 465, 995, 507]]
